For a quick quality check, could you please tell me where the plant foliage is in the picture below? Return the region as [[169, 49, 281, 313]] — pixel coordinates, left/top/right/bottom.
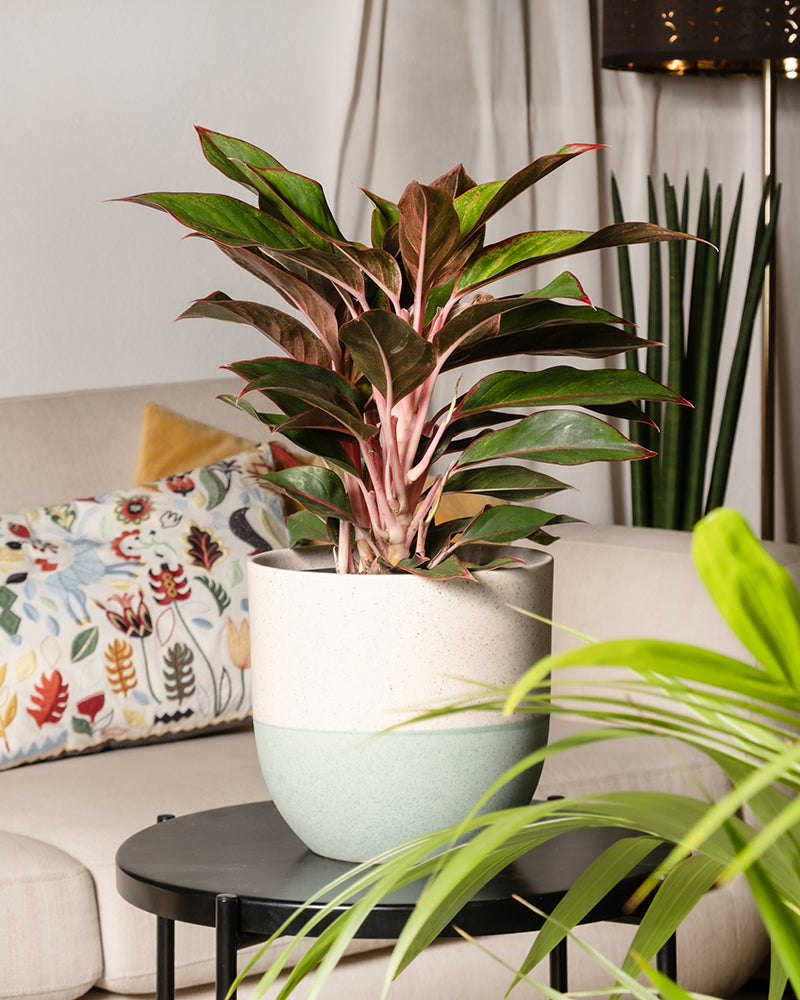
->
[[228, 508, 800, 1000], [123, 129, 691, 574], [612, 172, 780, 529]]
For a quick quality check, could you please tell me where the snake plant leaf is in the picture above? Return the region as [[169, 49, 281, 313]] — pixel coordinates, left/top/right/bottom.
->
[[692, 509, 800, 686], [458, 410, 654, 467], [455, 504, 556, 544], [457, 367, 686, 416], [339, 311, 436, 403], [201, 241, 342, 358], [179, 292, 333, 367], [119, 191, 304, 249], [259, 466, 358, 525], [196, 126, 284, 191], [444, 465, 571, 501], [457, 222, 692, 293], [397, 181, 464, 294], [454, 142, 602, 236]]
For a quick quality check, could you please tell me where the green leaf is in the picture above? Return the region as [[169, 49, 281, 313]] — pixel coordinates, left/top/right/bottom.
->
[[395, 555, 475, 579], [526, 269, 593, 303], [120, 192, 303, 249], [457, 222, 691, 293], [456, 504, 555, 544], [198, 466, 228, 510], [362, 188, 400, 248], [457, 367, 685, 416], [238, 162, 346, 244], [260, 466, 357, 524], [195, 126, 284, 190], [339, 311, 436, 402], [435, 297, 630, 361], [518, 836, 662, 979], [286, 510, 330, 547], [444, 465, 570, 502], [453, 143, 602, 235], [71, 626, 99, 663], [180, 292, 332, 367], [458, 411, 654, 467], [229, 357, 375, 442], [71, 715, 93, 736], [692, 509, 800, 686]]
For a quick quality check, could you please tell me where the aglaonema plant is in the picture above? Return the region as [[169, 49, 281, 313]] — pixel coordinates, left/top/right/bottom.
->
[[122, 128, 691, 576]]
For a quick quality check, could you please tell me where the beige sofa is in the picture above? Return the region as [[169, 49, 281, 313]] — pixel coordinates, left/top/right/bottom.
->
[[2, 377, 797, 1000]]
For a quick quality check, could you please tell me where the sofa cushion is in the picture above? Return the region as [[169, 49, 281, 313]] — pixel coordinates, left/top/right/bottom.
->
[[0, 831, 102, 1000], [0, 729, 390, 994], [134, 402, 255, 484], [0, 446, 288, 770]]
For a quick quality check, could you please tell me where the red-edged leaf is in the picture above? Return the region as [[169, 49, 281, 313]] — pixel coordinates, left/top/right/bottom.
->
[[397, 181, 463, 294], [27, 670, 69, 728], [339, 311, 436, 402], [458, 410, 655, 467], [454, 143, 604, 235], [457, 222, 693, 293], [119, 192, 303, 249], [197, 240, 342, 355], [260, 466, 360, 524], [179, 293, 332, 367]]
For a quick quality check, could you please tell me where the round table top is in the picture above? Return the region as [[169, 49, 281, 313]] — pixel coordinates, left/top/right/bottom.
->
[[116, 800, 665, 940]]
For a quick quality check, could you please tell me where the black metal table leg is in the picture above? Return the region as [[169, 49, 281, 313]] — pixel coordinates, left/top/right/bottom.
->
[[155, 815, 176, 1000], [216, 893, 240, 1000], [550, 938, 568, 992], [156, 916, 175, 1000], [656, 932, 677, 981]]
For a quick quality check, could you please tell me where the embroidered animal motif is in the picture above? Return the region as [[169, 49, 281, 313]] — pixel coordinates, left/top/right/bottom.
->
[[44, 540, 137, 625]]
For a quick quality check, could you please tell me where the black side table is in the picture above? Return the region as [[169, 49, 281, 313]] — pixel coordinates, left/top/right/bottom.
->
[[116, 801, 675, 1000]]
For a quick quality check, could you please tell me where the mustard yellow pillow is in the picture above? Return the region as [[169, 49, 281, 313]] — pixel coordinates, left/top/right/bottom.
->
[[135, 402, 256, 484]]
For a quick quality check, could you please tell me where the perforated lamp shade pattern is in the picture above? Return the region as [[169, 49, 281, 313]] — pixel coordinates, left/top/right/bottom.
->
[[602, 1, 800, 76]]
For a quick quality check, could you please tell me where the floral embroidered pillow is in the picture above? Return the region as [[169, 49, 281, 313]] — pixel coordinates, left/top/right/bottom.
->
[[0, 446, 289, 769]]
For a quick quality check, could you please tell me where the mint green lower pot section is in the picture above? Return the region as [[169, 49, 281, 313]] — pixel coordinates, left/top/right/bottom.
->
[[248, 544, 553, 862], [254, 717, 549, 862]]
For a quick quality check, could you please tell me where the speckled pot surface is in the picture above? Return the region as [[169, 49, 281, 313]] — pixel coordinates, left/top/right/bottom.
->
[[247, 545, 553, 861]]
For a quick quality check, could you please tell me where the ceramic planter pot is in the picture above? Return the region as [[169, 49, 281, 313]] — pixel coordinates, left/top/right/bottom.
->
[[247, 544, 553, 861]]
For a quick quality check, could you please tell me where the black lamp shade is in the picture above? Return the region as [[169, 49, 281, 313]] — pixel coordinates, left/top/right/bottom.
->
[[602, 1, 800, 74]]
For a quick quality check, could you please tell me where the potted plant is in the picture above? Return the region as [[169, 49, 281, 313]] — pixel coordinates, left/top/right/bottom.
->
[[227, 508, 800, 1000], [122, 129, 690, 859]]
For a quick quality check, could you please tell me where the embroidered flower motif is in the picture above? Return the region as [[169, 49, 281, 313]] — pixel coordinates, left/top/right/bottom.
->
[[149, 563, 191, 605], [226, 617, 250, 672], [111, 530, 143, 561], [114, 496, 154, 525], [76, 692, 105, 723], [95, 590, 153, 638], [166, 474, 195, 496]]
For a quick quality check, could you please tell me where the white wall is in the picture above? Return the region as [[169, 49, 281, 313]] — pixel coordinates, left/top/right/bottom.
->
[[0, 0, 365, 396]]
